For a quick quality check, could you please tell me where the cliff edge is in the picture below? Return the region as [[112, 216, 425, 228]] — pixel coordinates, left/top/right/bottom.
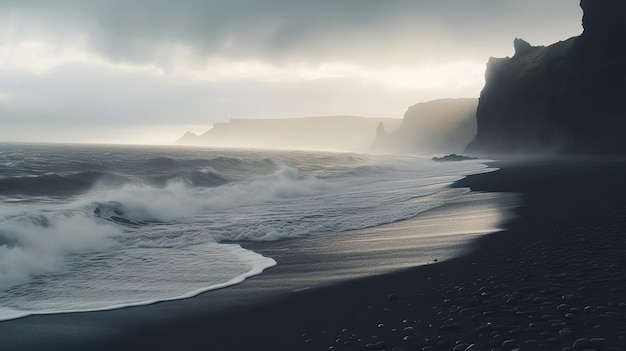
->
[[467, 0, 626, 154], [372, 98, 478, 154]]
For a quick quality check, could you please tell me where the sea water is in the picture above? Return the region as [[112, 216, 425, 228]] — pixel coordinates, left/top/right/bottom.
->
[[0, 143, 494, 320]]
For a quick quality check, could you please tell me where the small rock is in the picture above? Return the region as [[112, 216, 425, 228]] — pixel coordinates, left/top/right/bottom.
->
[[558, 304, 571, 312], [559, 328, 573, 337], [388, 294, 400, 302], [590, 338, 607, 348], [440, 324, 459, 331], [572, 338, 591, 350], [502, 339, 517, 349], [436, 340, 451, 348]]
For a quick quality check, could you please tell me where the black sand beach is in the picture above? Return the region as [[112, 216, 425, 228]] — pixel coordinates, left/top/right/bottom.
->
[[2, 158, 626, 350]]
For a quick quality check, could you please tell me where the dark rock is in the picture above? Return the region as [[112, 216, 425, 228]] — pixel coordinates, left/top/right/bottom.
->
[[502, 339, 517, 349], [572, 338, 592, 350], [388, 293, 401, 302], [513, 38, 533, 57], [439, 323, 460, 331], [432, 154, 479, 162], [467, 0, 626, 155], [590, 337, 607, 349]]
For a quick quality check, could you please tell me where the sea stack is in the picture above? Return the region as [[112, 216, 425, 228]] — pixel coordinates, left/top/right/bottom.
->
[[467, 0, 626, 154]]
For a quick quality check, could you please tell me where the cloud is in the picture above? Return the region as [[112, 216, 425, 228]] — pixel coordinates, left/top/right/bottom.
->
[[0, 0, 584, 143], [0, 0, 582, 67]]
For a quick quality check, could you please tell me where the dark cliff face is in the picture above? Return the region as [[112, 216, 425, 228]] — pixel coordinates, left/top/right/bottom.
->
[[468, 0, 626, 154]]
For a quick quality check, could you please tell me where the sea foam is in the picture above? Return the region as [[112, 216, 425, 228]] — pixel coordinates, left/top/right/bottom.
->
[[0, 145, 494, 321], [0, 212, 117, 291]]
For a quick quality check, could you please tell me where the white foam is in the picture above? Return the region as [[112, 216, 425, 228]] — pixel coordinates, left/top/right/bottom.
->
[[0, 212, 117, 291], [0, 153, 496, 321], [76, 165, 334, 224], [0, 243, 275, 321]]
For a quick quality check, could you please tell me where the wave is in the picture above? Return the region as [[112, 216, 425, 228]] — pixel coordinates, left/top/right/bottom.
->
[[0, 157, 492, 287], [0, 146, 497, 321], [81, 165, 334, 226], [0, 171, 103, 196], [0, 211, 118, 291], [0, 164, 335, 292], [0, 164, 232, 198]]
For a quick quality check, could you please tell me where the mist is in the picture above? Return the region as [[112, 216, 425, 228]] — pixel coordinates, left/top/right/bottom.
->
[[0, 0, 583, 144], [373, 98, 479, 154], [177, 116, 403, 152]]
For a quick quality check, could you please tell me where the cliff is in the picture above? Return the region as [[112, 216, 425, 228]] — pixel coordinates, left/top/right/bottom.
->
[[372, 98, 478, 154], [176, 116, 402, 152], [467, 0, 626, 154]]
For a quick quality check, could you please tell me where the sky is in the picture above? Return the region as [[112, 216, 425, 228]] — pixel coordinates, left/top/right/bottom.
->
[[0, 0, 584, 144]]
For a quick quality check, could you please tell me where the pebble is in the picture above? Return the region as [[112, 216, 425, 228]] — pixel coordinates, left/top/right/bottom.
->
[[590, 338, 607, 348], [572, 338, 592, 350], [559, 328, 573, 337], [388, 294, 400, 302], [312, 192, 626, 351], [558, 304, 571, 311], [502, 339, 517, 349]]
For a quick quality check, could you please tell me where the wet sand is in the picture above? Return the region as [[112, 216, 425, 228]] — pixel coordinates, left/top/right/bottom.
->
[[2, 157, 626, 350]]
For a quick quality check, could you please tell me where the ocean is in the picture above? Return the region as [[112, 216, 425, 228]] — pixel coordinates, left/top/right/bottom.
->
[[0, 143, 496, 321]]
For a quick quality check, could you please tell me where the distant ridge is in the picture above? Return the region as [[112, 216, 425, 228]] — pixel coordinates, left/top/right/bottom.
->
[[176, 116, 402, 152]]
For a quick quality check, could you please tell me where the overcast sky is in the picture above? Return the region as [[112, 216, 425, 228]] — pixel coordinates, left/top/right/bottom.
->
[[0, 0, 583, 144]]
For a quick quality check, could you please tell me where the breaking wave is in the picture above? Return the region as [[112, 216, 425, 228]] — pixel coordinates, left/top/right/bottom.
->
[[0, 144, 493, 320]]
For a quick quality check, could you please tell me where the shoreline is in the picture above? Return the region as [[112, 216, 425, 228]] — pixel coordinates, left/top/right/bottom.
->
[[2, 158, 626, 350], [0, 170, 508, 323]]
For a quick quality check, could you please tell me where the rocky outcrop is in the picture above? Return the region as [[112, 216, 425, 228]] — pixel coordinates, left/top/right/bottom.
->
[[468, 0, 626, 154], [176, 131, 200, 145], [372, 98, 478, 154]]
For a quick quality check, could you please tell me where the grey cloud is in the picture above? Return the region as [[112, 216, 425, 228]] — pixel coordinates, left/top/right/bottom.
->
[[0, 0, 585, 143], [1, 0, 583, 66]]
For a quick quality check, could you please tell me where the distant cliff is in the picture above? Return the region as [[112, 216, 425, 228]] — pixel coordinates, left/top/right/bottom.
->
[[468, 0, 626, 154], [176, 116, 402, 152], [372, 98, 478, 154]]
